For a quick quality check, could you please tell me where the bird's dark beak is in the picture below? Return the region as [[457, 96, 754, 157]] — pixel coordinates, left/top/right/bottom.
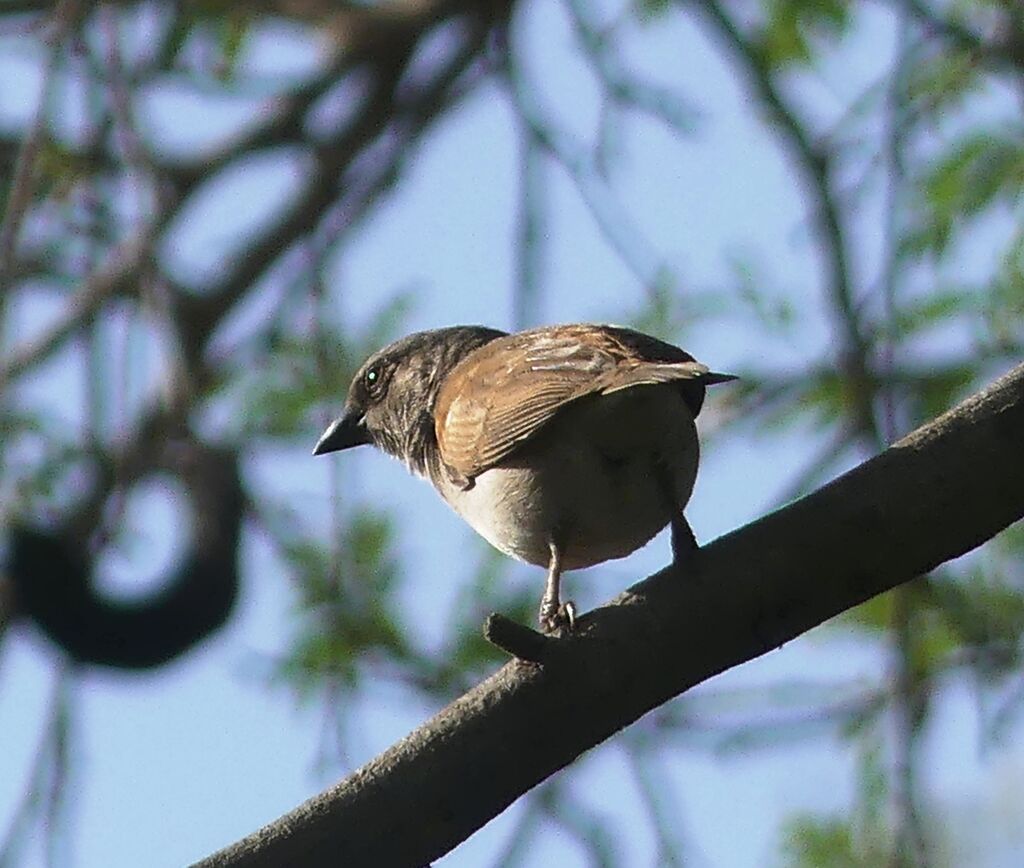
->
[[313, 411, 370, 455]]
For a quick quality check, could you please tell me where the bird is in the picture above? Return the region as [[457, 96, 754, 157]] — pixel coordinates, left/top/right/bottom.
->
[[313, 323, 736, 634]]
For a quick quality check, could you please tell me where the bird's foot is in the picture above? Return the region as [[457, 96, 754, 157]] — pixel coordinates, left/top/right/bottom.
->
[[539, 599, 577, 634]]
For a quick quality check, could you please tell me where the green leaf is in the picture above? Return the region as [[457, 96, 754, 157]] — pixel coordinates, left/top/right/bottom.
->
[[978, 238, 1024, 350], [931, 569, 1024, 663], [904, 362, 980, 423], [885, 290, 974, 340], [905, 49, 982, 118], [779, 815, 860, 868], [633, 0, 673, 22], [267, 504, 414, 701], [757, 0, 851, 69], [216, 8, 252, 78], [907, 129, 1024, 255]]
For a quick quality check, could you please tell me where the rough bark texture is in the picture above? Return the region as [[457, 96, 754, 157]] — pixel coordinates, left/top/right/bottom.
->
[[197, 362, 1024, 868]]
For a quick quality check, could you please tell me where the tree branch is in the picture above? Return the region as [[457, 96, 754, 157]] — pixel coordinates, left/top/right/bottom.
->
[[198, 362, 1024, 867], [693, 0, 878, 441], [0, 226, 155, 389], [888, 0, 1024, 76], [0, 0, 82, 294]]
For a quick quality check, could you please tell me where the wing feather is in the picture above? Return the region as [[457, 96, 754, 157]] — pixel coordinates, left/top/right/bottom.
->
[[434, 324, 733, 480]]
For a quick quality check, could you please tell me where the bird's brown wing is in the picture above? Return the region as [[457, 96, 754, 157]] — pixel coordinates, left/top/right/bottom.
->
[[434, 324, 729, 481]]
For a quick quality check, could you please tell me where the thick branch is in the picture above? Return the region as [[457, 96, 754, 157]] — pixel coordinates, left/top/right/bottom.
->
[[198, 362, 1024, 867]]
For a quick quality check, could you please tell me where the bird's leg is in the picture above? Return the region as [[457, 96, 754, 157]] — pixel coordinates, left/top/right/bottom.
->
[[670, 513, 698, 565], [655, 460, 698, 567], [538, 538, 575, 633]]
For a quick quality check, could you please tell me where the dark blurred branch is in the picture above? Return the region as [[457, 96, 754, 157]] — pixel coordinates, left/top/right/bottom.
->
[[891, 587, 930, 868], [565, 0, 700, 135], [890, 0, 1024, 75], [0, 2, 53, 13], [624, 737, 690, 866], [0, 0, 82, 294], [170, 1, 506, 355], [543, 779, 617, 866], [0, 226, 155, 389], [199, 363, 1024, 866], [96, 3, 160, 199], [0, 669, 73, 865], [3, 0, 512, 387], [645, 634, 1022, 753], [8, 440, 245, 669], [161, 54, 351, 191], [1, 0, 517, 686], [512, 128, 545, 330], [772, 420, 857, 504], [649, 680, 886, 751], [505, 51, 674, 297], [487, 791, 543, 868]]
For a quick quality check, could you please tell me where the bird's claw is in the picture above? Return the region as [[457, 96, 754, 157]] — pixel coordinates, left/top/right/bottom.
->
[[539, 599, 577, 634]]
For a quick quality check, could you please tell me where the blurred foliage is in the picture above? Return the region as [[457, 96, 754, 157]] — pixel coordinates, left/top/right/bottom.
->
[[907, 127, 1024, 254], [271, 508, 414, 696], [234, 291, 414, 440], [1, 0, 1023, 866], [756, 0, 851, 68]]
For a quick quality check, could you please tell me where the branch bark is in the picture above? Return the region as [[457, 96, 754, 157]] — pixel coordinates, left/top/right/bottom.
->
[[197, 361, 1024, 867]]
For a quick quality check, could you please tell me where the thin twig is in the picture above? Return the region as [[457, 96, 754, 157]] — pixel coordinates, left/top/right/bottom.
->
[[624, 738, 691, 866], [97, 2, 161, 209], [0, 226, 154, 389], [513, 126, 545, 330], [0, 668, 75, 866], [878, 0, 1024, 75], [565, 0, 700, 136], [693, 0, 879, 442], [0, 0, 81, 296], [43, 672, 74, 868], [504, 52, 675, 299]]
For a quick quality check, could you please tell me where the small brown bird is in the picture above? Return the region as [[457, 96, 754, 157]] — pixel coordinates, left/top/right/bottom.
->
[[314, 324, 735, 633]]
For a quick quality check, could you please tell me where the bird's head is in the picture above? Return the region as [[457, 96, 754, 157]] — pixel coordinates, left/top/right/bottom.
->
[[313, 325, 506, 475]]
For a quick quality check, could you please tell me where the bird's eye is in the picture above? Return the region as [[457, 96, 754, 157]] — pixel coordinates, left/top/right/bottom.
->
[[364, 366, 382, 394]]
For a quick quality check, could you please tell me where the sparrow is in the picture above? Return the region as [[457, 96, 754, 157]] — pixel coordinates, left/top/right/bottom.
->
[[314, 324, 735, 634]]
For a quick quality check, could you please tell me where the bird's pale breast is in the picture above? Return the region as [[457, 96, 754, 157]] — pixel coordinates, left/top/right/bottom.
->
[[435, 384, 699, 570]]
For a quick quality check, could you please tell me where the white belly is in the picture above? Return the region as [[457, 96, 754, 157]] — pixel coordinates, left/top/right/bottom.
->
[[435, 385, 699, 570]]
